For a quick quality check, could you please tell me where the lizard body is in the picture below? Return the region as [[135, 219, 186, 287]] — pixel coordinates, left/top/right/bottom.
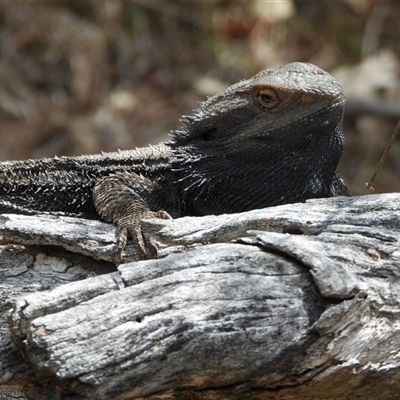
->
[[0, 62, 349, 259]]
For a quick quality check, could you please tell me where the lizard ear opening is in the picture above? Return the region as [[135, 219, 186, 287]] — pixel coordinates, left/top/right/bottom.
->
[[202, 128, 218, 141]]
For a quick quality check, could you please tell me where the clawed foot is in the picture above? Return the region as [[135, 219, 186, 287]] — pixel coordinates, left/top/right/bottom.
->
[[92, 173, 172, 262], [116, 210, 172, 262]]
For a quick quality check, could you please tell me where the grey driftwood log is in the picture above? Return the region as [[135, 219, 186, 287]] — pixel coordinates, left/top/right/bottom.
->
[[2, 193, 400, 399]]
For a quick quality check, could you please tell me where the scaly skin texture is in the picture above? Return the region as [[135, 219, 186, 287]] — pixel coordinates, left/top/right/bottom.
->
[[0, 62, 349, 260]]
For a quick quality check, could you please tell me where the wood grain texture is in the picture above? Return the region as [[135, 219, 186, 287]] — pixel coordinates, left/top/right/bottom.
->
[[2, 193, 400, 399]]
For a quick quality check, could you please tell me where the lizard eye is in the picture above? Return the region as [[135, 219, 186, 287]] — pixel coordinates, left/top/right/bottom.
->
[[257, 88, 280, 110]]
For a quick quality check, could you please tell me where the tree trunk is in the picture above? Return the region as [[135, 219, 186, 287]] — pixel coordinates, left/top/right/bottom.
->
[[2, 193, 400, 399]]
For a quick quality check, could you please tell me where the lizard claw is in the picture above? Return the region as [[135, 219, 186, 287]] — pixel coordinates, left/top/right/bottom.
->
[[116, 215, 157, 262], [155, 210, 172, 220], [116, 209, 171, 261], [117, 247, 124, 263], [116, 226, 128, 262]]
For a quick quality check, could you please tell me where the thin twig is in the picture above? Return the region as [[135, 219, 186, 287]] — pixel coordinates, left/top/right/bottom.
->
[[366, 118, 400, 190]]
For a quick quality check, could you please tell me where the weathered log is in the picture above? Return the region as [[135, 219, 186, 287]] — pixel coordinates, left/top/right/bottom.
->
[[2, 193, 400, 399]]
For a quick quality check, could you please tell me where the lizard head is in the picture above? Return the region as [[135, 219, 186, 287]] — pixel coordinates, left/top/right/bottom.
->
[[172, 62, 347, 215], [174, 62, 345, 144]]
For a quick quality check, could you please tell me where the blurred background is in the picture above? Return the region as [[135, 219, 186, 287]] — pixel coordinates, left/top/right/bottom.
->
[[0, 1, 399, 195]]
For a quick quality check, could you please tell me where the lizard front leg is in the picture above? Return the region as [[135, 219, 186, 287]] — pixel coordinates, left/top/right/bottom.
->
[[92, 171, 171, 261]]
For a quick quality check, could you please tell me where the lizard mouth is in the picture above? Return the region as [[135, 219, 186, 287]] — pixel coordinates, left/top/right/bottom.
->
[[298, 95, 345, 125], [321, 97, 346, 117]]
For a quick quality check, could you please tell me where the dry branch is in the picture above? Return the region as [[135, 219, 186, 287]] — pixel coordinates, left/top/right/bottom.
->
[[2, 193, 400, 399]]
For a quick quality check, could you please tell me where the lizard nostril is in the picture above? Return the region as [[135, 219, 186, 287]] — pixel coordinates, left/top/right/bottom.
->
[[301, 94, 315, 103]]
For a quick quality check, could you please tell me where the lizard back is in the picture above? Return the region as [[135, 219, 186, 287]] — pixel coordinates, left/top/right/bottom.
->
[[0, 143, 175, 218]]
